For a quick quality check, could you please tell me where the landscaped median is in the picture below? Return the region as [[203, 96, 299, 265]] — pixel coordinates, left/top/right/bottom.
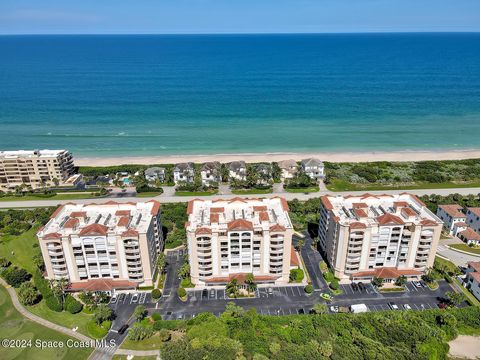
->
[[448, 243, 480, 256]]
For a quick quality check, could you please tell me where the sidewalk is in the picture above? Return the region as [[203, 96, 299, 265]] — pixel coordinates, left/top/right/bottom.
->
[[115, 348, 161, 358], [0, 278, 92, 342]]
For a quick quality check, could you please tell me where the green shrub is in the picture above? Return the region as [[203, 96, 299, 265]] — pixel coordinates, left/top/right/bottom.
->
[[0, 257, 11, 268], [18, 281, 40, 305], [177, 287, 187, 298], [323, 271, 334, 282], [319, 261, 328, 272], [152, 288, 162, 299], [152, 313, 162, 321], [158, 329, 171, 342], [329, 279, 339, 290], [304, 284, 313, 294], [45, 294, 63, 312], [2, 267, 31, 287], [128, 323, 154, 341], [65, 294, 83, 314], [289, 268, 304, 282]]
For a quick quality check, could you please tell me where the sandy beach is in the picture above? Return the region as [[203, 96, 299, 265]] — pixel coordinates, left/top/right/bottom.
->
[[448, 335, 480, 359], [75, 149, 480, 167]]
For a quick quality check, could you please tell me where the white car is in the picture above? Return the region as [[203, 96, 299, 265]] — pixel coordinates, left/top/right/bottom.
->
[[403, 304, 412, 310], [110, 294, 118, 304], [131, 293, 139, 303], [330, 306, 339, 313]]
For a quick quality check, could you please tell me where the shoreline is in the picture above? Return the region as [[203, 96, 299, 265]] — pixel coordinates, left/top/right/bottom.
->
[[75, 149, 480, 166]]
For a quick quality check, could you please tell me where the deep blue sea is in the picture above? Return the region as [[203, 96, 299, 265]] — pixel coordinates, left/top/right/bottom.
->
[[0, 33, 479, 157]]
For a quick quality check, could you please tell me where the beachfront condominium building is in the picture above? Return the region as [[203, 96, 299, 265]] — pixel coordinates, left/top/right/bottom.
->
[[318, 193, 442, 283], [185, 197, 294, 286], [37, 201, 163, 292], [436, 204, 467, 235], [0, 149, 75, 191]]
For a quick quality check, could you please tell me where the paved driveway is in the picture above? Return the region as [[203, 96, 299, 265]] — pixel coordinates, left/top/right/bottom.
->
[[296, 235, 328, 291]]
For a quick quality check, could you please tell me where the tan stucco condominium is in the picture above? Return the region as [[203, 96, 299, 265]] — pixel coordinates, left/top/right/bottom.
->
[[185, 197, 294, 286], [0, 149, 75, 191], [37, 200, 163, 292], [319, 193, 443, 283]]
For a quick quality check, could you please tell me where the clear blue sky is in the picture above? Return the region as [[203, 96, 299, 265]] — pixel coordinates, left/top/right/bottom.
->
[[1, 0, 479, 34]]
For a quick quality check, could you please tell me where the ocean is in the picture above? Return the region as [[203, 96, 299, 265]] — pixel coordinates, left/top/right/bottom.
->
[[0, 33, 479, 157]]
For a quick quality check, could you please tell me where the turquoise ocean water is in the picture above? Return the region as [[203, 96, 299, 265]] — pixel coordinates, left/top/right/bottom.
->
[[0, 33, 479, 157]]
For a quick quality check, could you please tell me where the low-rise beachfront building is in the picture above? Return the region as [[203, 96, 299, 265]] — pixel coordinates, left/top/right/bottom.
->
[[201, 162, 221, 187], [318, 193, 442, 283], [277, 159, 298, 180], [458, 227, 480, 246], [185, 197, 294, 287], [436, 204, 467, 235], [0, 149, 75, 191], [229, 161, 247, 181], [465, 262, 480, 301], [37, 200, 163, 292], [144, 167, 165, 182], [466, 208, 480, 234], [301, 158, 324, 180], [173, 162, 195, 184]]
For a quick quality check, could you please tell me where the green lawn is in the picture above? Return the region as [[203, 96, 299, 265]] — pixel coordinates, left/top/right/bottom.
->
[[0, 286, 93, 360], [164, 239, 183, 249], [449, 244, 480, 255], [175, 190, 218, 196], [325, 179, 480, 192], [231, 188, 273, 195], [136, 192, 163, 198], [120, 331, 165, 350], [0, 193, 100, 202], [0, 227, 39, 273], [26, 300, 101, 338], [284, 186, 320, 193]]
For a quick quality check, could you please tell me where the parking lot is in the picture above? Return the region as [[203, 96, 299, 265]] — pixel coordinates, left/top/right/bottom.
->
[[338, 282, 377, 296], [187, 285, 308, 302]]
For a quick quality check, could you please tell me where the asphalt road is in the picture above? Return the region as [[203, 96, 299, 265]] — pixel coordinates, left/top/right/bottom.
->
[[1, 186, 480, 208], [436, 244, 480, 266]]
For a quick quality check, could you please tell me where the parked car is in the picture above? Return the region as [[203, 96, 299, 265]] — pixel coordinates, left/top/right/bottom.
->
[[388, 302, 399, 310], [413, 281, 422, 288], [267, 288, 273, 295], [118, 324, 129, 335], [210, 289, 216, 297], [329, 306, 339, 313], [131, 293, 139, 303], [438, 302, 448, 309], [297, 308, 305, 314], [110, 294, 118, 304], [202, 289, 208, 297], [403, 304, 412, 310]]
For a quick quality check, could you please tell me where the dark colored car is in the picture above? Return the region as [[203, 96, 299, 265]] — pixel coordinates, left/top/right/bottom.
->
[[118, 324, 129, 335], [298, 308, 305, 314]]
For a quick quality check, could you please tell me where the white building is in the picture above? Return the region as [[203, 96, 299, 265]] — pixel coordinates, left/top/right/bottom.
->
[[466, 208, 480, 234], [458, 227, 480, 246], [277, 159, 298, 180], [37, 200, 163, 291], [173, 162, 195, 184], [318, 193, 442, 283], [185, 197, 294, 286], [228, 161, 246, 181], [465, 262, 480, 301], [0, 149, 75, 191], [200, 162, 221, 186], [144, 167, 165, 182], [301, 158, 324, 180], [436, 204, 467, 235]]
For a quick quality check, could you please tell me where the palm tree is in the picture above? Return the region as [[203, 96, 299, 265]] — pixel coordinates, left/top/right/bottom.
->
[[226, 279, 239, 298], [244, 273, 257, 294]]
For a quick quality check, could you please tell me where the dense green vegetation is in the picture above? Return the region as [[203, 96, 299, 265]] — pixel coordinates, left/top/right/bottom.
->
[[418, 193, 480, 214], [287, 198, 322, 232], [161, 203, 188, 249], [144, 304, 480, 360], [0, 285, 93, 360], [325, 159, 480, 191]]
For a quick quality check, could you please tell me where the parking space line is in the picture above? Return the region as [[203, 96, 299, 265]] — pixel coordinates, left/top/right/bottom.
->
[[296, 287, 302, 296]]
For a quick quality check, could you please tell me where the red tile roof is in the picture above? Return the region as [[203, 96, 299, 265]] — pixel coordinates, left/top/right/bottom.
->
[[393, 201, 409, 208], [253, 205, 268, 212], [401, 207, 417, 217], [354, 209, 368, 218], [210, 213, 219, 223], [227, 219, 254, 231], [78, 223, 109, 236], [468, 207, 480, 217], [195, 227, 212, 235], [468, 261, 480, 273], [205, 273, 279, 283], [121, 228, 139, 237], [42, 232, 62, 240], [259, 211, 270, 222], [459, 227, 480, 241], [439, 204, 465, 218], [148, 200, 161, 215], [352, 203, 368, 209], [270, 224, 286, 232], [376, 213, 404, 226], [228, 197, 248, 203], [321, 196, 333, 210], [455, 222, 467, 227], [70, 211, 87, 218], [350, 222, 367, 229], [117, 216, 130, 227], [421, 219, 438, 226], [68, 279, 137, 292], [50, 205, 64, 219], [360, 193, 379, 200], [471, 272, 480, 282], [64, 218, 79, 229], [115, 210, 131, 216], [352, 267, 422, 279], [210, 207, 225, 213], [290, 245, 300, 267]]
